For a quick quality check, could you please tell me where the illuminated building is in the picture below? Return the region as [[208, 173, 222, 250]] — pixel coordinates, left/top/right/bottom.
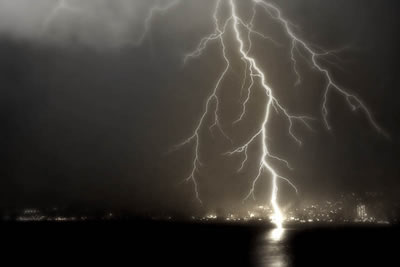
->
[[356, 204, 368, 222]]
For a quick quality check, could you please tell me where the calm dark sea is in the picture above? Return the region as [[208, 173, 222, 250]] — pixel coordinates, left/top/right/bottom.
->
[[1, 220, 398, 266]]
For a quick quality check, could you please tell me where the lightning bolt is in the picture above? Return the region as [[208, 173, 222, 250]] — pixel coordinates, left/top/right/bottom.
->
[[253, 0, 386, 135], [39, 0, 386, 230], [42, 0, 181, 47], [42, 0, 80, 32], [176, 0, 385, 230], [132, 0, 181, 47]]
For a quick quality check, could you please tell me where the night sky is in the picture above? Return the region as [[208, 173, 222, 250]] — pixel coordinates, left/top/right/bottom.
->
[[0, 0, 399, 215]]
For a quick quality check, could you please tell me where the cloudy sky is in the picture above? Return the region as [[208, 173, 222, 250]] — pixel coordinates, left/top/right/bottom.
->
[[0, 0, 399, 215]]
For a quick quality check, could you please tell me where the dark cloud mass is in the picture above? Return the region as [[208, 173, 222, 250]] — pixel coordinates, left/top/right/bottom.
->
[[0, 0, 210, 48], [0, 0, 399, 215], [0, 0, 140, 45]]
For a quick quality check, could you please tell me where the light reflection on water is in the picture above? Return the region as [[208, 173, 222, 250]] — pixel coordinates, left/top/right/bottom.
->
[[255, 228, 293, 267]]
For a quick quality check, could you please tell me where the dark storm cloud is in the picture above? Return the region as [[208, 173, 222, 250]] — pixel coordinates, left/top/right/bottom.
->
[[0, 0, 399, 214], [0, 0, 140, 45], [0, 0, 212, 48]]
